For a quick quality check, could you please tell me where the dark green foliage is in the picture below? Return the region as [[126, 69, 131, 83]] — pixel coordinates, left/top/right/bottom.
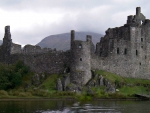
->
[[0, 61, 30, 90]]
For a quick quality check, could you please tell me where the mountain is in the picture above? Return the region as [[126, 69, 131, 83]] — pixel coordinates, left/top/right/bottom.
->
[[37, 32, 103, 51], [0, 40, 2, 45]]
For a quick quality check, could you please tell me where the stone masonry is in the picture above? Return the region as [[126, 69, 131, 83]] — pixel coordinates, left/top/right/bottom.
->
[[1, 7, 150, 87]]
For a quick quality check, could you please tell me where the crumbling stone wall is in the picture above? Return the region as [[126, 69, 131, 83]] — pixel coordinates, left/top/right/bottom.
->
[[22, 45, 54, 54], [21, 51, 70, 74], [0, 26, 70, 74], [11, 43, 22, 54]]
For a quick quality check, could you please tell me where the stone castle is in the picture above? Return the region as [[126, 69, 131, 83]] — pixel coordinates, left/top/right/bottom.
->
[[1, 7, 150, 88]]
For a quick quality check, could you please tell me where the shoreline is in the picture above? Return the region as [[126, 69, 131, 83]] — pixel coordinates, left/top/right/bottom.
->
[[0, 97, 145, 101]]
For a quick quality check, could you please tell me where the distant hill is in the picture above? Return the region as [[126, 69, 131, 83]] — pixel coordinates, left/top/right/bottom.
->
[[37, 32, 103, 51], [0, 40, 2, 45]]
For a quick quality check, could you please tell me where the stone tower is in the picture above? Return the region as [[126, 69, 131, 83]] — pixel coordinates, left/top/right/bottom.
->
[[70, 30, 94, 85], [2, 26, 12, 63]]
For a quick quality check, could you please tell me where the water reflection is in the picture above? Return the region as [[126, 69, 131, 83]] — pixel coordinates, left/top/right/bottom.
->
[[0, 100, 149, 113]]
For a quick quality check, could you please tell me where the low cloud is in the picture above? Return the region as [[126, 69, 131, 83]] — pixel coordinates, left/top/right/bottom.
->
[[0, 0, 150, 45]]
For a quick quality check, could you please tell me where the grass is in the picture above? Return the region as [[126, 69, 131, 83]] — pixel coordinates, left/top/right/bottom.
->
[[95, 70, 124, 83], [38, 74, 60, 92], [0, 70, 150, 100], [94, 70, 150, 97], [119, 86, 148, 95], [95, 70, 150, 86]]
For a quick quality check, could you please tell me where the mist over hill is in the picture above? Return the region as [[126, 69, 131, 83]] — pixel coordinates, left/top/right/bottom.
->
[[37, 32, 103, 51]]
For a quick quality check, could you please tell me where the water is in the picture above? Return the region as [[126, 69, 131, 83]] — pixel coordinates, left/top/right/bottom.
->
[[0, 99, 149, 113]]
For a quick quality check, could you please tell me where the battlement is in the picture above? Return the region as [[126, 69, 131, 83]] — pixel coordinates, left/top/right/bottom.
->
[[11, 43, 63, 55], [124, 7, 146, 27]]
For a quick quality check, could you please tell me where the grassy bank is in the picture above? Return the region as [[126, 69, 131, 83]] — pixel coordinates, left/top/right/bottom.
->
[[95, 70, 150, 96], [0, 67, 150, 100]]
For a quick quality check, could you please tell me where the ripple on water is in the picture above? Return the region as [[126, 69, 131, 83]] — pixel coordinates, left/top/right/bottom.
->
[[39, 105, 121, 113]]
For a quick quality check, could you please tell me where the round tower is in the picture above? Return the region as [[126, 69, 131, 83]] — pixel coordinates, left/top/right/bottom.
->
[[70, 30, 93, 85]]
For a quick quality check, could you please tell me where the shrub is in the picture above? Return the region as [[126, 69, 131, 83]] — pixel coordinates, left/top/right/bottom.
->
[[18, 92, 32, 97], [0, 61, 31, 90], [32, 89, 50, 97], [0, 90, 8, 96]]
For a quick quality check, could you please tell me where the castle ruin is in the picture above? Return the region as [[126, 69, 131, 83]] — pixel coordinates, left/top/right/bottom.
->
[[0, 7, 150, 89]]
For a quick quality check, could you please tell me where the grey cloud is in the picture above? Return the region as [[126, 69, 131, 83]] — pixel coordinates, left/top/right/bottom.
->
[[1, 0, 150, 46], [0, 0, 118, 12]]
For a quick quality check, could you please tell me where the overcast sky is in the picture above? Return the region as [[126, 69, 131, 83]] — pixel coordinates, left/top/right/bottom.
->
[[0, 0, 150, 46]]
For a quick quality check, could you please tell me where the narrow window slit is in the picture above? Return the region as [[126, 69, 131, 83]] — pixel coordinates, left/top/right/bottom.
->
[[117, 48, 119, 54], [141, 38, 143, 42], [124, 48, 127, 55], [136, 50, 138, 56], [80, 58, 82, 61]]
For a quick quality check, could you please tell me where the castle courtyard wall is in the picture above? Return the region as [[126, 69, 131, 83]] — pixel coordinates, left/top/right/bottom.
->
[[10, 51, 70, 74]]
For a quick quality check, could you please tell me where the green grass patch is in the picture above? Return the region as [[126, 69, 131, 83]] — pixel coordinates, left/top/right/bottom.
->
[[94, 70, 150, 86], [95, 70, 124, 83], [119, 86, 148, 95], [38, 74, 61, 92], [124, 77, 150, 86], [94, 70, 150, 96]]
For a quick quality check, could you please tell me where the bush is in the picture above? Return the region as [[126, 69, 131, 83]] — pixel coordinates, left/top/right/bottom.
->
[[0, 61, 31, 90], [18, 92, 32, 97], [108, 92, 127, 98], [0, 90, 8, 96], [32, 89, 50, 97]]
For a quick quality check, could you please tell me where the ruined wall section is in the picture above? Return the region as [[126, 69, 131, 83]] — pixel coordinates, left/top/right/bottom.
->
[[11, 43, 22, 54], [95, 27, 130, 57], [22, 45, 55, 54], [10, 50, 70, 74], [9, 43, 70, 74], [10, 44, 58, 55], [92, 26, 133, 77], [0, 26, 70, 74], [21, 51, 70, 74], [93, 7, 150, 79], [93, 26, 140, 78]]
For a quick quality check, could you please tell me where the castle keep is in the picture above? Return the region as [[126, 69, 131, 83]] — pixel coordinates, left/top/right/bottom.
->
[[1, 7, 150, 88], [94, 7, 150, 79]]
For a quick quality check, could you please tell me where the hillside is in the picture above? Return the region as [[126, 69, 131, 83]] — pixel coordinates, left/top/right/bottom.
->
[[0, 40, 2, 45], [37, 32, 103, 51]]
